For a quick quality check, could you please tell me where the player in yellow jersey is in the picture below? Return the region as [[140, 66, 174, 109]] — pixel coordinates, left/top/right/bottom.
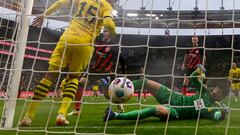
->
[[20, 0, 116, 126], [92, 85, 99, 98], [228, 63, 240, 102]]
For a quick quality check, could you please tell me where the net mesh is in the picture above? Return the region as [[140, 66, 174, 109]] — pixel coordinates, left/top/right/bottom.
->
[[0, 0, 239, 135]]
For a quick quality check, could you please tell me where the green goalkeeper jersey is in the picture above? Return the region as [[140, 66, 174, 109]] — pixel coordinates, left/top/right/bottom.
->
[[167, 90, 224, 120], [155, 70, 226, 120]]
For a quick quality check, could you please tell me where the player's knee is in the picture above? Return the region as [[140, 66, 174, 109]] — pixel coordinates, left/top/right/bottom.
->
[[155, 105, 169, 118], [44, 72, 59, 82], [68, 74, 79, 80], [48, 64, 60, 71]]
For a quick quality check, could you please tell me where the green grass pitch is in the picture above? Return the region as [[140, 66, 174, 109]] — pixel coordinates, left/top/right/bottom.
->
[[0, 96, 239, 135]]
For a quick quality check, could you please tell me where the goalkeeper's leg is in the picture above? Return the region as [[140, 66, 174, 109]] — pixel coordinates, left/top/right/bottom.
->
[[104, 105, 170, 121], [20, 72, 58, 126]]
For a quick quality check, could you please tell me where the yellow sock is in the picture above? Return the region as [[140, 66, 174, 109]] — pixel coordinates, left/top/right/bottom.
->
[[26, 78, 52, 118], [58, 78, 78, 116], [57, 97, 72, 116], [26, 102, 40, 118]]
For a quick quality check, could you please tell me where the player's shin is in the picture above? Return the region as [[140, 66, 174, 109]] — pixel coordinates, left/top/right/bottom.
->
[[58, 78, 78, 116], [74, 85, 84, 111], [26, 78, 53, 118]]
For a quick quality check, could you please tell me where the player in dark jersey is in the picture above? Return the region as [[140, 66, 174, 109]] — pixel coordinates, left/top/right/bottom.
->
[[67, 30, 126, 115], [181, 34, 206, 95], [104, 66, 230, 122]]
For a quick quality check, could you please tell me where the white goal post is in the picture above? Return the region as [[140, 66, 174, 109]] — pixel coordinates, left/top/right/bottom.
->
[[0, 0, 34, 128]]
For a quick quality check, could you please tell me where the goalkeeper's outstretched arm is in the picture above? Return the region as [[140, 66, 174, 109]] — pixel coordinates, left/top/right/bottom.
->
[[189, 65, 208, 92]]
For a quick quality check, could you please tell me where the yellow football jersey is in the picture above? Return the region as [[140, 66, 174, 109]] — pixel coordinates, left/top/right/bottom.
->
[[229, 68, 240, 84], [45, 0, 115, 38], [92, 85, 99, 91], [66, 0, 114, 38], [229, 68, 239, 79]]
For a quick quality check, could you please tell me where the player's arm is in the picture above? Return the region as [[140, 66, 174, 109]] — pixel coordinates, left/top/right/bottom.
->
[[207, 102, 229, 121], [181, 52, 188, 70], [189, 65, 207, 92], [32, 0, 72, 27], [205, 109, 227, 121], [101, 2, 116, 36], [201, 54, 206, 67], [200, 48, 206, 67]]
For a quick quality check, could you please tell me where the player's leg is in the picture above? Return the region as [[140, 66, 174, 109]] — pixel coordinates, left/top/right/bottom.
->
[[20, 40, 68, 126], [182, 73, 189, 95], [104, 79, 181, 121], [74, 84, 84, 110], [68, 76, 86, 116], [55, 77, 69, 101], [20, 73, 58, 126], [104, 105, 170, 121], [60, 78, 68, 91], [232, 83, 238, 102], [236, 83, 240, 102], [56, 40, 94, 125], [57, 75, 79, 125]]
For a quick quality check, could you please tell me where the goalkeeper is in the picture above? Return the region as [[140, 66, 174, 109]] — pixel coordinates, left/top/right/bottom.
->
[[104, 65, 230, 122], [20, 0, 116, 126]]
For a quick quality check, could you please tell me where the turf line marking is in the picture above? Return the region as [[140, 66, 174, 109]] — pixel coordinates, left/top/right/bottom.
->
[[17, 125, 240, 130]]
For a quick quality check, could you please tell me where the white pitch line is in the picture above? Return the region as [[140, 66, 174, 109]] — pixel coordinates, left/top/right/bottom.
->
[[17, 125, 240, 130]]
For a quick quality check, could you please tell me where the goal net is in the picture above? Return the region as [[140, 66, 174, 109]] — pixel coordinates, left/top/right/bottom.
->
[[0, 0, 240, 135]]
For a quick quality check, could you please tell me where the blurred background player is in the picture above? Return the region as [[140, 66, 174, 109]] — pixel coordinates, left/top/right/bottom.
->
[[20, 0, 116, 126], [181, 34, 206, 95], [104, 67, 230, 122], [92, 84, 99, 98], [67, 30, 126, 116], [228, 62, 240, 102]]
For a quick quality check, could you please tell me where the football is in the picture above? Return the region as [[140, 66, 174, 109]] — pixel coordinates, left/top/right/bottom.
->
[[108, 77, 134, 103]]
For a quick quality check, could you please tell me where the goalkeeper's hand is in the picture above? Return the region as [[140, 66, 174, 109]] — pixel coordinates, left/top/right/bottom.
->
[[214, 102, 230, 121], [32, 15, 44, 28], [197, 64, 206, 74]]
